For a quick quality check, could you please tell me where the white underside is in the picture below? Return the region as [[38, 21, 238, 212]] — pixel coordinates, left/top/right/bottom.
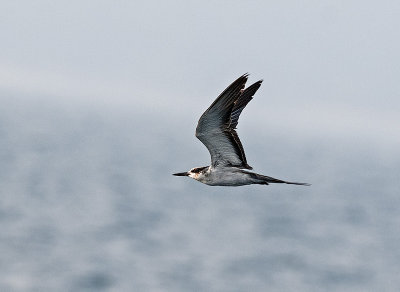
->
[[191, 166, 258, 186]]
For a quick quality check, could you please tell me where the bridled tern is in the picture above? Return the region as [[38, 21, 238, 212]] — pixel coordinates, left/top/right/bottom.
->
[[173, 74, 310, 187]]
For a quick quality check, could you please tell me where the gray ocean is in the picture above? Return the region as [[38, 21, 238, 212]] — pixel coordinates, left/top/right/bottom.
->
[[1, 95, 399, 292]]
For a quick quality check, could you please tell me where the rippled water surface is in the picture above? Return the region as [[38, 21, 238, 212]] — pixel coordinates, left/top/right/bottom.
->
[[1, 97, 399, 291]]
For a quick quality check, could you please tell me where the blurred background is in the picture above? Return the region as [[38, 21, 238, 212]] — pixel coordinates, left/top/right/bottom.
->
[[1, 1, 399, 291]]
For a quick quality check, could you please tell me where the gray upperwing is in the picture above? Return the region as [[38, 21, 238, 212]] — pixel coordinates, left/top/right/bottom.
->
[[231, 80, 263, 129], [196, 74, 255, 169], [197, 74, 248, 130], [196, 129, 247, 168]]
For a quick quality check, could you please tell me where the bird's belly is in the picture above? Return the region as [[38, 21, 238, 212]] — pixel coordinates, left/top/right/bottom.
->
[[201, 171, 252, 186]]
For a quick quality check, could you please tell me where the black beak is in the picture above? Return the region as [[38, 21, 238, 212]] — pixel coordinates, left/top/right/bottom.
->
[[173, 172, 189, 176]]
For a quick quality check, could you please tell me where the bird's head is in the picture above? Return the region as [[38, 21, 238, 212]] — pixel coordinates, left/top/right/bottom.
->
[[173, 166, 208, 180]]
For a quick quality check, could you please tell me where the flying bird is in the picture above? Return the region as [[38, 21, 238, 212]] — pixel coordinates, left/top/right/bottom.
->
[[173, 74, 310, 187]]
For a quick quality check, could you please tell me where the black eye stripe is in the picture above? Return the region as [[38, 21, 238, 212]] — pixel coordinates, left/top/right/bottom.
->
[[191, 166, 207, 173]]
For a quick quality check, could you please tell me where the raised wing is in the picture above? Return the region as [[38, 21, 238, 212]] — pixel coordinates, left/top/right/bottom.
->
[[231, 80, 262, 129], [195, 74, 262, 169]]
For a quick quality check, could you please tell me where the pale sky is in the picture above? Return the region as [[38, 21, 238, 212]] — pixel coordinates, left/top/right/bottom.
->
[[1, 0, 399, 150]]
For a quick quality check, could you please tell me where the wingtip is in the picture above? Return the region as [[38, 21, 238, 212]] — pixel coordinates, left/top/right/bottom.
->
[[240, 75, 263, 86], [240, 73, 249, 82]]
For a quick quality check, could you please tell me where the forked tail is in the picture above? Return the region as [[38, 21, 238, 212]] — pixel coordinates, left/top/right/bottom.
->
[[248, 172, 311, 186]]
